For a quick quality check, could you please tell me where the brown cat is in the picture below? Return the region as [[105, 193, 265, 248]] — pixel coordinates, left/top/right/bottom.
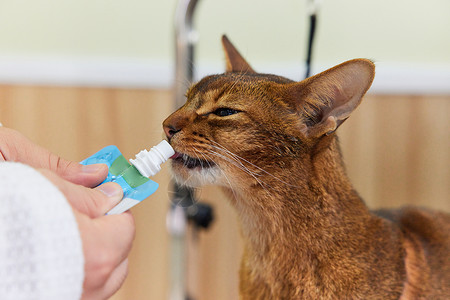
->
[[163, 35, 450, 299]]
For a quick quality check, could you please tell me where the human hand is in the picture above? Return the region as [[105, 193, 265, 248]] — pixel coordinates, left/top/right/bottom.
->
[[0, 126, 135, 298], [0, 127, 107, 187], [42, 170, 135, 300]]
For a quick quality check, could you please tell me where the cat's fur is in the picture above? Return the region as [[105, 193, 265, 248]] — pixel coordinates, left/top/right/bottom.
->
[[163, 35, 450, 299]]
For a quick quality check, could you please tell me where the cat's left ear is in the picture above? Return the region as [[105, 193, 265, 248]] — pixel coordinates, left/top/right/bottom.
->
[[221, 35, 256, 73], [289, 59, 375, 138]]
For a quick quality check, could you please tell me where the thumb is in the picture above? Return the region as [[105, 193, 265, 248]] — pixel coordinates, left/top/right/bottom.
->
[[0, 127, 108, 187], [40, 169, 123, 217]]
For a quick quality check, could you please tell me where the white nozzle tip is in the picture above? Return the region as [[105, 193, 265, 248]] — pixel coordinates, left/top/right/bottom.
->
[[156, 140, 175, 159], [129, 140, 175, 177]]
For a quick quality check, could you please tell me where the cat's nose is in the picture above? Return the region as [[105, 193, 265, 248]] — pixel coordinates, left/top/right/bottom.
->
[[163, 112, 191, 139], [163, 124, 180, 140]]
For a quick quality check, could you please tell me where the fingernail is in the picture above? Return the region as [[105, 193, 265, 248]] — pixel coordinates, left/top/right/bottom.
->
[[97, 183, 123, 202], [82, 164, 106, 174]]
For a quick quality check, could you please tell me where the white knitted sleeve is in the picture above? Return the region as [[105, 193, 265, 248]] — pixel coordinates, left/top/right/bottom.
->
[[0, 162, 84, 300]]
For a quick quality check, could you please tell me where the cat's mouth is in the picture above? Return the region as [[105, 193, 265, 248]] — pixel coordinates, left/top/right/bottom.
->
[[171, 152, 216, 169]]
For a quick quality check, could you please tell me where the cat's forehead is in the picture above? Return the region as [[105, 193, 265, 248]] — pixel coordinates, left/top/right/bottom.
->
[[186, 72, 293, 105]]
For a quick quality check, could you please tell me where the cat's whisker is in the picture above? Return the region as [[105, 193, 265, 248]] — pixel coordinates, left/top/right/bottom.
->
[[218, 170, 239, 202], [206, 146, 291, 198], [206, 149, 259, 182], [206, 149, 273, 197], [196, 148, 239, 202], [209, 146, 255, 176], [227, 71, 254, 95], [175, 70, 194, 90], [192, 146, 215, 184], [204, 140, 258, 176], [191, 147, 203, 168], [180, 171, 196, 187], [209, 140, 300, 188], [228, 72, 244, 93], [193, 146, 213, 170]]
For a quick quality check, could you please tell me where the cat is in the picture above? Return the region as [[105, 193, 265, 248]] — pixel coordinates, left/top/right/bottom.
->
[[163, 35, 450, 299]]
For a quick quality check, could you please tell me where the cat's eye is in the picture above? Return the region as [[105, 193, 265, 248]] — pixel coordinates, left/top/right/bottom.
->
[[213, 108, 240, 117]]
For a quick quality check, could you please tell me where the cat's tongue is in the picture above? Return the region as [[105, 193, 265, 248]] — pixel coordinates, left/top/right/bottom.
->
[[170, 152, 182, 159]]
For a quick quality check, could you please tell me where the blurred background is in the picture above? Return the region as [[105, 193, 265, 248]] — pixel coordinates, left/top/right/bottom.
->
[[0, 0, 448, 299]]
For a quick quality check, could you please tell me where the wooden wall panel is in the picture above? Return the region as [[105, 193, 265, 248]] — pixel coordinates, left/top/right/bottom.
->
[[0, 85, 448, 300], [0, 85, 174, 300], [339, 95, 450, 211]]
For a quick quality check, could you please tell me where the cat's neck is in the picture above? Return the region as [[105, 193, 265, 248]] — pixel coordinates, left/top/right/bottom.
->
[[222, 136, 405, 297], [227, 136, 371, 249]]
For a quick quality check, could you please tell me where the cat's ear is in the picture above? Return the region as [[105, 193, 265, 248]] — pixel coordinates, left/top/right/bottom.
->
[[289, 59, 375, 138], [221, 35, 255, 73]]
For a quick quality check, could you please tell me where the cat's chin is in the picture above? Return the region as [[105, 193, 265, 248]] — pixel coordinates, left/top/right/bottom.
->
[[170, 161, 224, 188]]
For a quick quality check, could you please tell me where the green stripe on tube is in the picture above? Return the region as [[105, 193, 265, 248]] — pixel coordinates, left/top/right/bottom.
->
[[110, 155, 149, 188], [122, 165, 149, 188], [110, 155, 130, 175]]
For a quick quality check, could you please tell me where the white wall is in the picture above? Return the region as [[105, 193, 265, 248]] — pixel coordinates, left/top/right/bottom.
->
[[0, 0, 449, 92], [196, 0, 450, 63]]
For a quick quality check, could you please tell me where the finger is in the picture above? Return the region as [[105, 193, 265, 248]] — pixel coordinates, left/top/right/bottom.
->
[[103, 259, 129, 298], [99, 259, 129, 300], [40, 169, 123, 217], [0, 127, 108, 187], [81, 213, 135, 293], [81, 259, 129, 300], [96, 212, 135, 265], [60, 161, 109, 188]]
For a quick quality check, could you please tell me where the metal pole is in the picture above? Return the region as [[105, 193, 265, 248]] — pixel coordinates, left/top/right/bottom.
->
[[168, 1, 201, 300], [174, 0, 199, 108]]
